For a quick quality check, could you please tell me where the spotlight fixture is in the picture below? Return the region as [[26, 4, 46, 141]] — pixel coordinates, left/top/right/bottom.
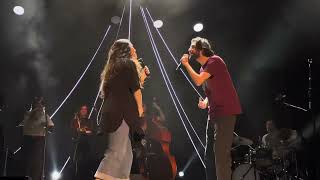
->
[[13, 6, 24, 16], [193, 23, 203, 32], [111, 16, 121, 24], [153, 20, 163, 29], [178, 171, 185, 177], [51, 171, 61, 180]]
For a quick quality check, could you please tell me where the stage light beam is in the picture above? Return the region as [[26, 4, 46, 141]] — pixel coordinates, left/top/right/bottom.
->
[[13, 6, 24, 16], [193, 23, 203, 32], [153, 20, 163, 28]]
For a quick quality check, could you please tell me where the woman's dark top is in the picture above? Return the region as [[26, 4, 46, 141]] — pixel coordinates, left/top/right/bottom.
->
[[100, 59, 141, 133]]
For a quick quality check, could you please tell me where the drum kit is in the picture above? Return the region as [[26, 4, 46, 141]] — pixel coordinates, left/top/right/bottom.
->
[[231, 129, 304, 180]]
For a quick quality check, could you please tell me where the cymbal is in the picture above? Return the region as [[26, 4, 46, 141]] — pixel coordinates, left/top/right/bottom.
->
[[233, 136, 253, 146], [265, 128, 298, 148], [277, 128, 297, 142]]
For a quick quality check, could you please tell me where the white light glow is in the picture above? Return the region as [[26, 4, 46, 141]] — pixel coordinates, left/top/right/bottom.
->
[[193, 23, 203, 32], [111, 16, 121, 24], [51, 171, 61, 180], [178, 171, 185, 177], [13, 6, 24, 16], [153, 20, 163, 28]]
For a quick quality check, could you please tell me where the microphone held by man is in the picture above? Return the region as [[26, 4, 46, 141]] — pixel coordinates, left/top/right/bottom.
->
[[176, 53, 192, 70]]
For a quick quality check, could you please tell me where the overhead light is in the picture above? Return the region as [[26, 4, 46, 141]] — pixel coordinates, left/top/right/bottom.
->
[[193, 23, 203, 32], [111, 16, 121, 24], [13, 6, 24, 16], [153, 20, 163, 29]]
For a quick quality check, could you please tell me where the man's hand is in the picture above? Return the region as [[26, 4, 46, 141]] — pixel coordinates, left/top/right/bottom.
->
[[180, 54, 190, 67], [198, 97, 208, 109]]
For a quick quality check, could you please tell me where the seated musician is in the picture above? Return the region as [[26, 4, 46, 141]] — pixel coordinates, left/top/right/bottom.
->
[[146, 99, 169, 143], [71, 105, 93, 137], [70, 105, 94, 179], [21, 97, 54, 180], [262, 119, 299, 159], [140, 99, 177, 180], [262, 119, 278, 147]]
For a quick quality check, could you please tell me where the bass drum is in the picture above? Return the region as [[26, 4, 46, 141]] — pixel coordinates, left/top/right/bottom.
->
[[232, 163, 260, 180]]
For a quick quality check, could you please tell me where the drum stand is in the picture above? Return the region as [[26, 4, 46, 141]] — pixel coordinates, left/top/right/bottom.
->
[[239, 150, 258, 180], [272, 152, 305, 180], [275, 59, 313, 180], [288, 152, 305, 180], [239, 162, 258, 180], [293, 159, 305, 179], [72, 139, 80, 176], [232, 132, 257, 179]]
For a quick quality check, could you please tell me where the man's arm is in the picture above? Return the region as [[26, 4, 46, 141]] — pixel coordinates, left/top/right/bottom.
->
[[181, 54, 211, 86], [184, 63, 211, 86]]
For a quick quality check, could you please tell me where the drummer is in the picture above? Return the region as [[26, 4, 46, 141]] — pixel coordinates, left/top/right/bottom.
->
[[262, 119, 298, 158], [261, 119, 277, 147]]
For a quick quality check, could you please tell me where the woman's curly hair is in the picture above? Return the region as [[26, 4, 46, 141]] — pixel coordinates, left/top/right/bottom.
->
[[100, 39, 133, 98]]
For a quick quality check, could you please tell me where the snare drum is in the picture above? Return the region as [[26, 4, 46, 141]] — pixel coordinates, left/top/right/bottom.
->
[[232, 163, 260, 180]]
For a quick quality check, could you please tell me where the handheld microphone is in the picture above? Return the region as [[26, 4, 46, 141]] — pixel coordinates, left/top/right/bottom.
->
[[176, 53, 192, 71], [138, 58, 145, 68], [275, 94, 286, 101], [138, 58, 150, 77]]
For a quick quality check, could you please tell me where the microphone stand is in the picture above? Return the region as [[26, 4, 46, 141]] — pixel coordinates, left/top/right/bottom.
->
[[276, 59, 313, 180], [307, 59, 314, 137], [41, 107, 48, 180], [2, 133, 8, 177], [279, 59, 312, 119], [307, 58, 316, 180], [281, 102, 308, 112], [2, 107, 22, 176]]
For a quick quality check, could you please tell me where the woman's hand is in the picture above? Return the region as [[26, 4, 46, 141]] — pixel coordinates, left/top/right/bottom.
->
[[138, 106, 144, 117], [144, 66, 150, 76], [140, 66, 150, 87]]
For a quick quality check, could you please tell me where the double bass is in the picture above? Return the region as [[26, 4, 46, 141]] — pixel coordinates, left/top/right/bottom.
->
[[146, 117, 177, 180], [131, 93, 176, 180]]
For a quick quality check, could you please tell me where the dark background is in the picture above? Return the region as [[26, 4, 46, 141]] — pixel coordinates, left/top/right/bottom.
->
[[0, 0, 319, 179]]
